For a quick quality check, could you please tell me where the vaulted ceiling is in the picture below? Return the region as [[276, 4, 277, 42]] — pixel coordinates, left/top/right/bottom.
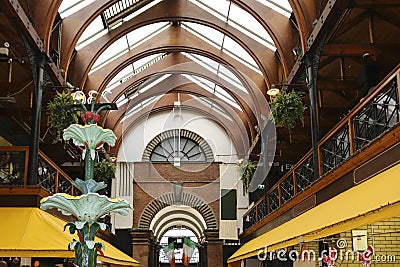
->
[[0, 0, 399, 175]]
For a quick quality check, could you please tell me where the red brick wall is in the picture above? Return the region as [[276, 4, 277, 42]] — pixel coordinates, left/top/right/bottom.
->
[[132, 162, 223, 267], [133, 162, 220, 228]]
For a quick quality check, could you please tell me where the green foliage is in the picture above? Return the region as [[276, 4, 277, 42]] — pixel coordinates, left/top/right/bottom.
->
[[94, 159, 116, 195], [239, 160, 256, 194], [47, 91, 78, 143], [270, 90, 307, 132]]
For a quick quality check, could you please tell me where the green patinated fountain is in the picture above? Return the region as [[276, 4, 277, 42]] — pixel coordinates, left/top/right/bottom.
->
[[40, 101, 131, 267]]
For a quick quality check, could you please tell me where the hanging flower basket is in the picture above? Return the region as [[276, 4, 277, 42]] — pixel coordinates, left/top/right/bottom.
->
[[47, 91, 78, 143], [270, 90, 307, 132], [238, 161, 256, 195]]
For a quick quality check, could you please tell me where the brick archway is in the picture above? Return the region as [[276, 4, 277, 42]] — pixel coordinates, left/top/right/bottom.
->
[[138, 192, 218, 230], [131, 161, 222, 267]]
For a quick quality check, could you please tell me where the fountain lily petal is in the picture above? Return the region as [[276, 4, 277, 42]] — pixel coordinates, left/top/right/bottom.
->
[[40, 193, 132, 223], [63, 124, 116, 160]]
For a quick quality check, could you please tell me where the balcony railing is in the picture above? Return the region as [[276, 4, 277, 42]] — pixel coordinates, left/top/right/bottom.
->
[[0, 146, 81, 195], [243, 64, 400, 232]]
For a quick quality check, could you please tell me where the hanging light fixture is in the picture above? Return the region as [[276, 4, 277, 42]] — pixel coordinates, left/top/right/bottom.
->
[[267, 84, 281, 96], [267, 83, 306, 96]]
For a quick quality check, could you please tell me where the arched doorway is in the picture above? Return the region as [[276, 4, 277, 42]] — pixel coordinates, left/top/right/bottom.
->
[[159, 228, 200, 266], [131, 192, 222, 267]]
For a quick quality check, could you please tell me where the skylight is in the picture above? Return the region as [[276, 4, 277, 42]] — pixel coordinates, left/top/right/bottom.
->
[[183, 74, 242, 111], [59, 0, 96, 19], [189, 0, 275, 50], [76, 16, 107, 50], [182, 53, 248, 93], [105, 53, 167, 91], [256, 0, 292, 17], [181, 22, 262, 74], [89, 22, 169, 74]]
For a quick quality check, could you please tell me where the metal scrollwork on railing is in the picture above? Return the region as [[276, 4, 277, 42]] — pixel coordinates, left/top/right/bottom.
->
[[257, 198, 267, 221], [58, 172, 73, 194], [0, 150, 25, 185], [295, 156, 315, 194], [38, 155, 57, 193], [268, 187, 279, 212], [321, 125, 350, 174], [353, 80, 400, 151], [280, 175, 294, 204], [244, 207, 257, 230]]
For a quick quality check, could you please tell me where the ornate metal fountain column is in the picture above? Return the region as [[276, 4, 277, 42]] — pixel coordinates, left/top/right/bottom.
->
[[40, 100, 131, 267]]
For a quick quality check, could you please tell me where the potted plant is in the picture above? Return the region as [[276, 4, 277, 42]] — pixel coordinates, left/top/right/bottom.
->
[[94, 159, 116, 196], [47, 91, 78, 143], [270, 90, 307, 132], [239, 160, 256, 194]]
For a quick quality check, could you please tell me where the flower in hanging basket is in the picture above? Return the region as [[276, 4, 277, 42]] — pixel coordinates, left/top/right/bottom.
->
[[270, 90, 307, 132]]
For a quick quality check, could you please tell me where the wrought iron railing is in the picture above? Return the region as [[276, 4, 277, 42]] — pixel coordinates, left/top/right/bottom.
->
[[0, 146, 28, 186], [243, 64, 400, 231], [0, 146, 81, 195]]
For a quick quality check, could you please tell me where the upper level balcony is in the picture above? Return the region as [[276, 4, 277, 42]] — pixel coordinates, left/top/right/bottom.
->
[[0, 146, 82, 206], [242, 64, 400, 239]]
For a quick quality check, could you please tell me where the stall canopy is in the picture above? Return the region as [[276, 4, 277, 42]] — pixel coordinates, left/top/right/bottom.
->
[[0, 207, 139, 266], [228, 163, 400, 264]]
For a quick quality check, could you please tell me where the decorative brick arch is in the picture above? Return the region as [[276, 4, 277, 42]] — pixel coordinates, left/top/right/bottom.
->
[[138, 192, 218, 230], [141, 129, 214, 162]]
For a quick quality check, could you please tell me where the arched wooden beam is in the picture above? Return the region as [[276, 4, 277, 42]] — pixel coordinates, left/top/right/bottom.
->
[[288, 0, 319, 51], [64, 0, 278, 88], [112, 94, 249, 157], [82, 27, 266, 121], [99, 53, 264, 134], [231, 0, 297, 78], [58, 0, 119, 70], [30, 0, 61, 53], [103, 74, 253, 142], [85, 32, 267, 100]]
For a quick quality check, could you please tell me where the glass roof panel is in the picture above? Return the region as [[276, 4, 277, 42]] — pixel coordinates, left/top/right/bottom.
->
[[105, 53, 166, 91], [183, 52, 248, 94], [189, 0, 230, 22], [189, 0, 276, 51], [183, 74, 242, 112], [89, 23, 169, 74], [91, 37, 128, 72], [107, 65, 134, 90], [182, 23, 224, 49], [182, 22, 261, 74], [256, 0, 292, 17], [126, 22, 169, 47], [121, 95, 163, 121], [228, 3, 275, 50], [59, 0, 96, 18], [188, 94, 233, 122], [221, 37, 259, 71], [76, 16, 107, 50], [128, 74, 172, 99]]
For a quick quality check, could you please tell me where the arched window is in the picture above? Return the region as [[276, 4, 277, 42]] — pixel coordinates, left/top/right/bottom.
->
[[143, 129, 214, 162]]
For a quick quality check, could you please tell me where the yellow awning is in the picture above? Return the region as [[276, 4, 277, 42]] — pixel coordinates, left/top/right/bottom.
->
[[228, 162, 400, 263], [0, 207, 139, 266]]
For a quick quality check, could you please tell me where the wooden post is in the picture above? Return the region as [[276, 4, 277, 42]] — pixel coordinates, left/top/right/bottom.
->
[[55, 172, 59, 193]]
